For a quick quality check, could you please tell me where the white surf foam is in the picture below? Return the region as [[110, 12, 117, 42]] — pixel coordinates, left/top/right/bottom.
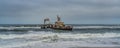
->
[[0, 26, 41, 30], [73, 26, 120, 29], [1, 40, 120, 48], [0, 32, 120, 40], [0, 31, 120, 48]]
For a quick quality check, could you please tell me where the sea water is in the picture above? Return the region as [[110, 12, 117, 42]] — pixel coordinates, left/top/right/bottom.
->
[[0, 24, 120, 48]]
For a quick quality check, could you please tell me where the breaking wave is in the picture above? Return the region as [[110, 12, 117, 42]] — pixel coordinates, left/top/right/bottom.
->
[[0, 31, 120, 48], [0, 24, 120, 48], [0, 31, 120, 40], [0, 26, 41, 31], [73, 26, 120, 29]]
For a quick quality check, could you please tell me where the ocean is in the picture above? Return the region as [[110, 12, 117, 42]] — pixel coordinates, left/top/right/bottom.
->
[[0, 24, 120, 48]]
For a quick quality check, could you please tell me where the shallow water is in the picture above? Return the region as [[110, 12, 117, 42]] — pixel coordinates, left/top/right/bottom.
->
[[0, 24, 120, 48]]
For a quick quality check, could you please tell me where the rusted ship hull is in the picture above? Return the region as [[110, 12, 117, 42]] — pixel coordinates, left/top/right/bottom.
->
[[41, 25, 73, 30], [51, 28, 72, 30]]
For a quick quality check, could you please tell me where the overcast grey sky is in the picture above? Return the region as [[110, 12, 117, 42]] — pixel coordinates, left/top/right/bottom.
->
[[0, 0, 120, 24]]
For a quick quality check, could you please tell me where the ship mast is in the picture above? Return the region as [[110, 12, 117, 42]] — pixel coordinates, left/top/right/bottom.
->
[[57, 15, 61, 21], [44, 18, 50, 24]]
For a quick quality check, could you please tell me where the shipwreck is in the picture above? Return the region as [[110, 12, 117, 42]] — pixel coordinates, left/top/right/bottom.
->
[[41, 15, 73, 30]]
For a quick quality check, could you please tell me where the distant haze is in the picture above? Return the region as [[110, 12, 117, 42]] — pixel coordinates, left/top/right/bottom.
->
[[0, 0, 120, 24]]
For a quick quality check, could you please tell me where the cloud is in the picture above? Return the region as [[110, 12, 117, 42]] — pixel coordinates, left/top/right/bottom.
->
[[0, 0, 120, 24]]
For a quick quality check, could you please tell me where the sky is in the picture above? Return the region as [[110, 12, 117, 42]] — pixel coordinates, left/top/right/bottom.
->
[[0, 0, 120, 24]]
